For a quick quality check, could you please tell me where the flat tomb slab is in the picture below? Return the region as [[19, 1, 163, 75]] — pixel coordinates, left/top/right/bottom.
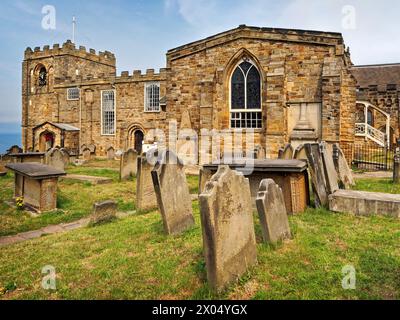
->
[[203, 159, 308, 173], [6, 162, 66, 179], [61, 174, 113, 185], [329, 190, 400, 218]]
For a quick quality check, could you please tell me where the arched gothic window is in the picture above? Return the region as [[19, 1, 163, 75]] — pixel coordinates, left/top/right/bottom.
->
[[230, 59, 262, 129], [38, 67, 47, 87]]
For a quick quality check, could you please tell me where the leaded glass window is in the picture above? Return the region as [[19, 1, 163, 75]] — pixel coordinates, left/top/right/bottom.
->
[[145, 82, 160, 112], [102, 90, 116, 135], [230, 60, 262, 129]]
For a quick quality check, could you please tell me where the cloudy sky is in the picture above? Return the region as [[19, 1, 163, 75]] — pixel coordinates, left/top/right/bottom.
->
[[0, 0, 399, 131]]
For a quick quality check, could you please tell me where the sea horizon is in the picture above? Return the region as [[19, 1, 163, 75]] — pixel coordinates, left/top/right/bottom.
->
[[0, 132, 21, 154]]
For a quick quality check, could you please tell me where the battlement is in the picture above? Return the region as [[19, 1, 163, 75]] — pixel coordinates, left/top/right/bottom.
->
[[116, 68, 168, 82], [53, 68, 168, 86], [24, 40, 116, 66]]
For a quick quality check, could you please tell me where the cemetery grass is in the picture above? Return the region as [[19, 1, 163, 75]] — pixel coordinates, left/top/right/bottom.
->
[[0, 178, 399, 299], [0, 165, 136, 237]]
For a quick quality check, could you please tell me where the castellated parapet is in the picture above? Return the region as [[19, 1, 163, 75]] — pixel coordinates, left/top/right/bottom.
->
[[24, 40, 116, 67]]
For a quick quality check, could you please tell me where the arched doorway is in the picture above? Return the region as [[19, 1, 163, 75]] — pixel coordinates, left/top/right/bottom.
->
[[39, 131, 55, 152], [134, 130, 144, 154]]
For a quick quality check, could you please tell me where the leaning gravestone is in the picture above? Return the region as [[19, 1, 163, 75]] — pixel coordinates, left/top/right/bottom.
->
[[82, 147, 91, 161], [151, 150, 195, 235], [256, 179, 291, 245], [320, 142, 339, 195], [304, 143, 329, 207], [333, 144, 355, 189], [90, 200, 117, 225], [199, 165, 257, 291], [46, 148, 65, 171], [107, 147, 115, 160], [136, 155, 158, 211], [120, 149, 138, 181]]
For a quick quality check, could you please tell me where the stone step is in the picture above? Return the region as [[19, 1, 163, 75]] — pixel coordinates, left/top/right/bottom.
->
[[329, 190, 400, 218]]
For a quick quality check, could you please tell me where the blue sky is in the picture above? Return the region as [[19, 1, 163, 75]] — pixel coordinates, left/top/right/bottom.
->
[[0, 0, 399, 132]]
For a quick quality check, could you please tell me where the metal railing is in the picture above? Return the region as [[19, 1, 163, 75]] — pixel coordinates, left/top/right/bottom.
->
[[355, 123, 386, 147]]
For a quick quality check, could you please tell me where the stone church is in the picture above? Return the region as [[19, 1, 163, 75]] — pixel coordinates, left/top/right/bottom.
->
[[21, 25, 398, 163]]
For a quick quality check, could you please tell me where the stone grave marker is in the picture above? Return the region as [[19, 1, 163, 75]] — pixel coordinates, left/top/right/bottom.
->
[[333, 144, 355, 189], [90, 200, 117, 225], [46, 148, 65, 171], [107, 147, 115, 160], [120, 149, 138, 181], [199, 165, 257, 291], [151, 150, 195, 235], [136, 155, 158, 211], [320, 142, 339, 194], [256, 179, 291, 244], [294, 144, 307, 161], [278, 144, 294, 160], [60, 148, 70, 167], [82, 147, 91, 161], [304, 143, 329, 207]]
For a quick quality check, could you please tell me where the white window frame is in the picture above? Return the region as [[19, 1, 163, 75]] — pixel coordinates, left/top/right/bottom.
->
[[144, 82, 161, 113], [101, 89, 116, 136], [67, 87, 80, 101], [229, 59, 263, 129]]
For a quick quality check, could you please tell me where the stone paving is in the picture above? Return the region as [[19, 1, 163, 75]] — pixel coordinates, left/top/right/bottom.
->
[[354, 171, 392, 180], [0, 218, 90, 247], [61, 174, 113, 185]]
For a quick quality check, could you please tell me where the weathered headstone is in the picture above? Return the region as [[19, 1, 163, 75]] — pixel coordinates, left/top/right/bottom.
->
[[151, 150, 195, 235], [88, 144, 96, 154], [7, 145, 22, 155], [278, 144, 294, 160], [90, 200, 117, 225], [60, 148, 70, 167], [394, 153, 400, 184], [333, 144, 355, 189], [256, 179, 291, 245], [46, 148, 65, 171], [304, 143, 329, 207], [320, 142, 339, 194], [294, 144, 307, 161], [107, 147, 115, 160], [120, 149, 138, 181], [82, 147, 91, 161], [199, 165, 257, 291], [136, 155, 158, 211]]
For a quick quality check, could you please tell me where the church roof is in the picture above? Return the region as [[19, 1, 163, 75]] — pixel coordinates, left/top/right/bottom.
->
[[167, 24, 344, 58], [351, 63, 400, 89]]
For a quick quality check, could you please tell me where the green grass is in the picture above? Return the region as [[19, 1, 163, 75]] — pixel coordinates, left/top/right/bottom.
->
[[354, 178, 400, 194], [0, 204, 399, 300], [1, 170, 399, 300]]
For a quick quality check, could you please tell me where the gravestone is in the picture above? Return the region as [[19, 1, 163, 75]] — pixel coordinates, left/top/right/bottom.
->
[[88, 144, 96, 154], [7, 145, 22, 155], [46, 148, 65, 171], [60, 148, 70, 167], [294, 144, 307, 161], [333, 144, 355, 189], [136, 155, 158, 211], [320, 142, 339, 194], [107, 147, 115, 160], [304, 143, 329, 207], [278, 144, 294, 160], [82, 147, 91, 161], [120, 149, 138, 181], [256, 179, 291, 245], [151, 150, 195, 235], [90, 200, 117, 225], [199, 165, 257, 291]]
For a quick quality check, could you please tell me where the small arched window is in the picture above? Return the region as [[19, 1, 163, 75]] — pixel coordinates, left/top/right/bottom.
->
[[230, 60, 262, 129], [38, 67, 47, 87]]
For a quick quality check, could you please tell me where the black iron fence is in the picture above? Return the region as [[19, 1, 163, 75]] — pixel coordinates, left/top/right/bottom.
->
[[341, 143, 394, 171]]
